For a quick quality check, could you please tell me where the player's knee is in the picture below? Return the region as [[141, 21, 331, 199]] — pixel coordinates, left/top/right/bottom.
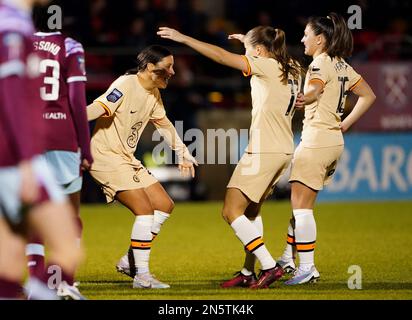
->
[[221, 206, 230, 223], [221, 205, 239, 224], [155, 198, 174, 214], [165, 199, 175, 213]]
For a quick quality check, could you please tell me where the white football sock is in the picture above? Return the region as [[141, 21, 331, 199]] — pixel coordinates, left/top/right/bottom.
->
[[151, 210, 170, 239], [231, 215, 276, 271], [293, 209, 316, 271], [130, 215, 154, 275], [281, 219, 295, 261], [242, 216, 263, 275]]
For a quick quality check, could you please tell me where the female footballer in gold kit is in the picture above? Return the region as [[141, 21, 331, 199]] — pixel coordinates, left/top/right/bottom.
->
[[158, 25, 303, 288], [277, 13, 376, 285], [87, 45, 197, 289]]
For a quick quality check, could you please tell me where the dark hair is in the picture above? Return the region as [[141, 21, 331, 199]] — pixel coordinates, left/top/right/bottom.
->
[[307, 12, 353, 59], [125, 45, 172, 75], [32, 4, 52, 32], [246, 26, 303, 85]]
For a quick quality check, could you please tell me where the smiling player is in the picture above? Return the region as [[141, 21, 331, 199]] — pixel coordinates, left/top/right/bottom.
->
[[87, 45, 198, 289], [277, 13, 376, 285]]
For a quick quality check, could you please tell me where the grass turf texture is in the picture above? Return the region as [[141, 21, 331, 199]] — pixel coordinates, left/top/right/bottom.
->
[[77, 201, 412, 300]]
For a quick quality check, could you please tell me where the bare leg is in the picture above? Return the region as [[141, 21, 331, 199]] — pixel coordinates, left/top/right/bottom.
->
[[291, 181, 318, 209], [0, 217, 26, 283], [28, 202, 82, 276], [144, 183, 174, 214], [27, 190, 83, 279], [68, 191, 82, 238], [115, 189, 154, 216], [222, 188, 251, 224]]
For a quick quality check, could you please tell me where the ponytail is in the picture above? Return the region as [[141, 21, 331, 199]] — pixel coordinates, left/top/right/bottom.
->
[[308, 12, 353, 59], [247, 26, 303, 85], [271, 28, 302, 84]]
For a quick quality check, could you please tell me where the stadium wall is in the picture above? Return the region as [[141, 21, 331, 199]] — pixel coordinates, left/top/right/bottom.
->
[[319, 133, 412, 201]]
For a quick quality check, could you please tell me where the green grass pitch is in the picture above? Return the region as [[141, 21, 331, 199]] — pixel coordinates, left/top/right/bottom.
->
[[77, 201, 412, 300]]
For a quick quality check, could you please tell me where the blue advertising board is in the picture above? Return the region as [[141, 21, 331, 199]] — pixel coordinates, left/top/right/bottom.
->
[[318, 133, 412, 201]]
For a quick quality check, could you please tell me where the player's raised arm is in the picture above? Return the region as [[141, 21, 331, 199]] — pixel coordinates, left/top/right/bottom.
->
[[157, 27, 248, 73], [340, 79, 376, 132]]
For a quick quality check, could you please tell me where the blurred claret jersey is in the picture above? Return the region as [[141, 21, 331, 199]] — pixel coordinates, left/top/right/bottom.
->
[[33, 31, 87, 152], [0, 1, 42, 167]]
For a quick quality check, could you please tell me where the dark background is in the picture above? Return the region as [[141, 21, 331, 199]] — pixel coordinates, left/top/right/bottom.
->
[[36, 0, 412, 202]]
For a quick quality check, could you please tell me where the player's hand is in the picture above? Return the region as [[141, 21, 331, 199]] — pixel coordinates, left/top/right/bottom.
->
[[183, 152, 198, 167], [228, 34, 246, 43], [295, 92, 306, 108], [157, 27, 186, 43], [178, 161, 196, 178], [19, 160, 39, 204], [339, 122, 349, 133], [81, 158, 92, 171], [178, 152, 198, 178]]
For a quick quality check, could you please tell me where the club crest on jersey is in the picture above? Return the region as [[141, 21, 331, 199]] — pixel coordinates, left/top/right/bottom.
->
[[107, 88, 123, 103]]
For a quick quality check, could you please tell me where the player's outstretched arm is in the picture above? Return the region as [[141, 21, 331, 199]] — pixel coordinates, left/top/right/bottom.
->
[[340, 79, 376, 132], [157, 27, 247, 73]]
